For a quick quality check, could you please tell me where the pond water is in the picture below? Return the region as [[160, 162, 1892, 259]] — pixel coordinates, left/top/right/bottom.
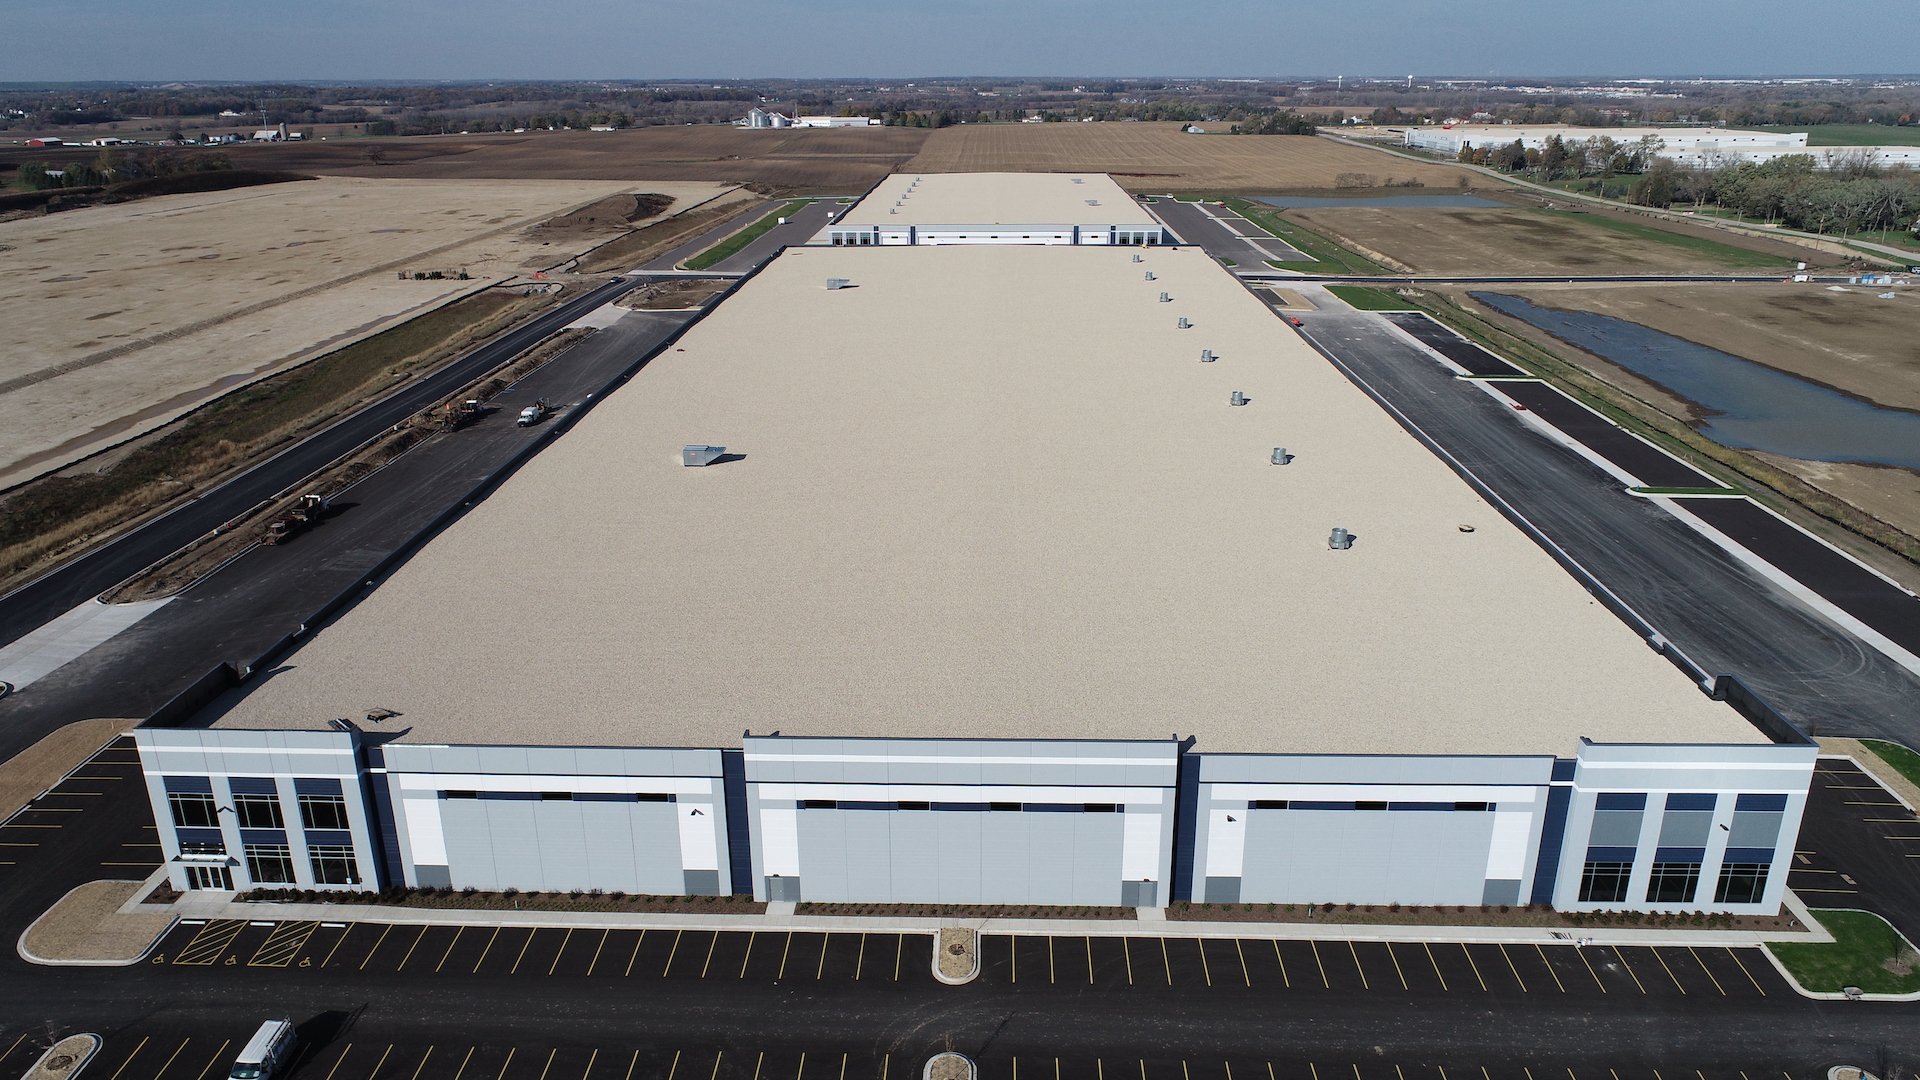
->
[[1254, 194, 1506, 210], [1472, 292, 1920, 470]]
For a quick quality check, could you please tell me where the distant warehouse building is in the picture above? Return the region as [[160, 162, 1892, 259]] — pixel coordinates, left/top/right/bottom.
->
[[819, 173, 1171, 246], [1405, 123, 1920, 170], [137, 175, 1814, 914]]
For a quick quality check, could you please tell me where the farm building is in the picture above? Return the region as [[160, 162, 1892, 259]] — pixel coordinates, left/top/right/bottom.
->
[[137, 175, 1813, 915]]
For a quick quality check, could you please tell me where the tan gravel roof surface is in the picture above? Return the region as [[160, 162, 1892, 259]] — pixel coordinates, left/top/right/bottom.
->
[[211, 243, 1760, 754], [835, 172, 1158, 227]]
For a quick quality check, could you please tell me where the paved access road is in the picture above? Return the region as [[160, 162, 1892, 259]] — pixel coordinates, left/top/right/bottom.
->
[[1147, 199, 1310, 266], [643, 199, 847, 273], [0, 277, 645, 656], [0, 308, 705, 767], [1282, 290, 1920, 742]]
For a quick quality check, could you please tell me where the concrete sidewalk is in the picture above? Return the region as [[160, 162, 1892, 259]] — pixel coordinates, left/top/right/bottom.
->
[[146, 888, 1830, 949]]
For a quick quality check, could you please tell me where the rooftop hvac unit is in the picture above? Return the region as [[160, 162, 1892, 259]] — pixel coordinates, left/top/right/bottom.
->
[[1144, 270, 1156, 280], [1200, 349, 1215, 362], [827, 277, 852, 289], [1085, 199, 1101, 206], [1329, 527, 1354, 550], [1159, 292, 1171, 302], [683, 445, 728, 467], [1271, 447, 1290, 465], [1229, 391, 1247, 406], [1177, 317, 1191, 329]]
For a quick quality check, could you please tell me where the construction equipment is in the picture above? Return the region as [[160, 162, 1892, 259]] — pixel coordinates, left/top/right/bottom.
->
[[516, 399, 553, 427], [261, 493, 331, 546], [438, 398, 484, 432]]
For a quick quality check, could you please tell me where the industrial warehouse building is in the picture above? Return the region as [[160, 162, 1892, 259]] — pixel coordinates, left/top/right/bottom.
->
[[1402, 123, 1920, 169], [137, 174, 1814, 915], [818, 172, 1170, 246]]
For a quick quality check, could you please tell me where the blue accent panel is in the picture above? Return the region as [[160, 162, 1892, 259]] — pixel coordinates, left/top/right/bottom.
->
[[163, 775, 212, 793], [1292, 801, 1355, 811], [175, 827, 223, 845], [1025, 804, 1084, 812], [1665, 793, 1717, 811], [482, 791, 541, 801], [1595, 793, 1647, 810], [1388, 802, 1454, 812], [305, 830, 353, 847], [721, 749, 752, 898], [574, 793, 634, 803], [239, 828, 286, 846], [295, 777, 343, 796], [363, 772, 403, 888], [839, 801, 894, 811], [1170, 745, 1201, 904], [1654, 847, 1706, 862], [1585, 846, 1636, 862], [228, 777, 277, 796], [1530, 785, 1572, 905], [1723, 847, 1776, 863], [931, 802, 989, 812], [1550, 760, 1576, 781], [1736, 794, 1789, 812]]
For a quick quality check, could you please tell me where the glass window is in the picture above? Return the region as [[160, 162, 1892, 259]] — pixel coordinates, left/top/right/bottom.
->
[[1713, 863, 1770, 904], [245, 844, 295, 884], [1578, 861, 1632, 903], [168, 791, 218, 828], [299, 793, 350, 831], [179, 840, 226, 857], [234, 793, 284, 830], [1646, 862, 1702, 904], [309, 845, 361, 886]]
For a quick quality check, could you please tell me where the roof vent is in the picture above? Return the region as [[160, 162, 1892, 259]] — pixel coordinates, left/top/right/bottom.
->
[[1144, 270, 1156, 281], [683, 445, 728, 467], [1329, 527, 1354, 550], [1132, 253, 1144, 263], [1085, 199, 1101, 206], [1200, 349, 1215, 362], [1271, 447, 1291, 465], [827, 278, 852, 289], [1229, 391, 1247, 406], [1072, 177, 1085, 184], [1159, 291, 1171, 303], [1177, 317, 1191, 329]]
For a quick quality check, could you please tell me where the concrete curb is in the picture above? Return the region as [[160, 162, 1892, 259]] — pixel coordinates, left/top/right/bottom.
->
[[1756, 907, 1920, 1003], [930, 927, 980, 985], [18, 881, 178, 968], [21, 1034, 103, 1080]]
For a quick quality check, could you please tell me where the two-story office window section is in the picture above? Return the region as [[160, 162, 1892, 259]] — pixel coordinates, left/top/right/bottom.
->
[[245, 844, 296, 884], [234, 793, 284, 830], [309, 845, 361, 885], [300, 794, 350, 831], [1713, 863, 1770, 904], [1646, 862, 1702, 904], [1578, 861, 1632, 903], [168, 791, 218, 828]]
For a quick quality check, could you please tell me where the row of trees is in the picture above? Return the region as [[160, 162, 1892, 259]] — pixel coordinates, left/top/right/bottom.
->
[[1630, 156, 1920, 236], [1458, 135, 1666, 179], [15, 149, 231, 191]]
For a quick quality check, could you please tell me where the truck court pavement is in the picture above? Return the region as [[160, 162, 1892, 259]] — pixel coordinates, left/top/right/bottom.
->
[[1788, 756, 1920, 942]]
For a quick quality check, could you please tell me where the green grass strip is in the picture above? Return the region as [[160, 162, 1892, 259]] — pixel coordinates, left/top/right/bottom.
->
[[1861, 739, 1920, 791], [1769, 909, 1920, 995], [682, 200, 810, 270], [1326, 284, 1417, 311], [1221, 196, 1392, 276], [1535, 208, 1794, 269]]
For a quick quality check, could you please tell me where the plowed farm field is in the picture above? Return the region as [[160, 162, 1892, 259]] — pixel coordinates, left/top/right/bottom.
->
[[226, 127, 932, 192], [906, 123, 1467, 192]]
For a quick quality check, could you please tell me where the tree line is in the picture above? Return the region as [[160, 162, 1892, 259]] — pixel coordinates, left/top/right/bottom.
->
[[1630, 156, 1920, 236], [15, 148, 232, 191]]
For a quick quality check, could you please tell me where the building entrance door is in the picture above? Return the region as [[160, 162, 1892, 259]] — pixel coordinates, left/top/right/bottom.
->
[[186, 865, 233, 890]]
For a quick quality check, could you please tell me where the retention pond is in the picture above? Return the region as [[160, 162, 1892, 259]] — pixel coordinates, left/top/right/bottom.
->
[[1472, 292, 1920, 470]]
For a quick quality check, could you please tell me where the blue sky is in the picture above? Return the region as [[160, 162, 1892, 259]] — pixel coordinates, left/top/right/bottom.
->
[[3, 0, 1911, 82]]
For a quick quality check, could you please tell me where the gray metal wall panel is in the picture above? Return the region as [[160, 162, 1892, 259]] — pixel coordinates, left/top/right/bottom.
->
[[1729, 810, 1784, 849], [581, 802, 641, 894], [381, 744, 724, 778], [1240, 810, 1498, 905], [742, 737, 1178, 788], [531, 803, 591, 888], [888, 814, 943, 902], [1588, 810, 1644, 848], [1197, 754, 1554, 787], [1069, 814, 1125, 905], [440, 800, 501, 890], [1658, 810, 1713, 848], [936, 815, 986, 905]]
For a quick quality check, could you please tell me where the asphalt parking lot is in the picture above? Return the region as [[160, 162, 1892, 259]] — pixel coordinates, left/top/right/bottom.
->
[[153, 920, 932, 984], [1144, 198, 1310, 266], [0, 735, 160, 880], [1789, 755, 1920, 940], [0, 1028, 1854, 1080]]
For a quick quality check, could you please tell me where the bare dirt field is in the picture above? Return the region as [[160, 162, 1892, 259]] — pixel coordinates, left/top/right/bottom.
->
[[905, 125, 1468, 192], [1285, 206, 1821, 275], [206, 127, 931, 192], [0, 176, 729, 489], [1449, 282, 1920, 541]]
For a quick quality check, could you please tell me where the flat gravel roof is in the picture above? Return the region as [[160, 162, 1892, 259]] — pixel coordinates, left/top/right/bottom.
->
[[834, 172, 1158, 228], [210, 243, 1760, 754]]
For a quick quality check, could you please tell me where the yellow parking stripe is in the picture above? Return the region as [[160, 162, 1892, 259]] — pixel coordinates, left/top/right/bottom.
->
[[394, 925, 430, 972], [1423, 942, 1448, 991], [1233, 938, 1250, 987], [358, 924, 396, 972], [250, 921, 319, 967], [551, 929, 580, 976], [1346, 941, 1369, 990], [471, 926, 502, 974], [106, 1036, 150, 1080], [321, 924, 358, 969], [496, 1048, 517, 1080], [365, 1045, 394, 1080], [1496, 945, 1528, 992], [1123, 938, 1135, 985], [1688, 947, 1727, 996], [450, 1048, 475, 1080], [321, 1044, 355, 1080], [1534, 945, 1566, 992], [1726, 949, 1767, 996], [707, 1052, 723, 1080], [894, 933, 905, 982], [1309, 941, 1330, 989], [623, 930, 646, 977], [585, 929, 610, 977], [1575, 946, 1605, 993], [1383, 943, 1409, 990], [1650, 948, 1687, 994], [507, 927, 538, 975], [150, 1039, 192, 1080], [1270, 940, 1289, 988], [408, 1049, 436, 1080], [1197, 939, 1212, 987], [175, 919, 247, 965], [536, 1048, 557, 1080], [1161, 938, 1173, 985], [666, 929, 687, 977], [436, 927, 466, 973], [190, 1040, 233, 1080], [1610, 948, 1647, 994], [741, 931, 758, 979], [817, 933, 831, 980], [1088, 937, 1097, 985]]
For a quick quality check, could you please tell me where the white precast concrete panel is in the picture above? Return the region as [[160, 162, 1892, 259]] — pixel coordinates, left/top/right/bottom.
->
[[1205, 808, 1246, 877], [678, 803, 720, 871], [1122, 810, 1162, 880], [402, 797, 448, 866], [761, 807, 800, 876], [1486, 811, 1533, 880]]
